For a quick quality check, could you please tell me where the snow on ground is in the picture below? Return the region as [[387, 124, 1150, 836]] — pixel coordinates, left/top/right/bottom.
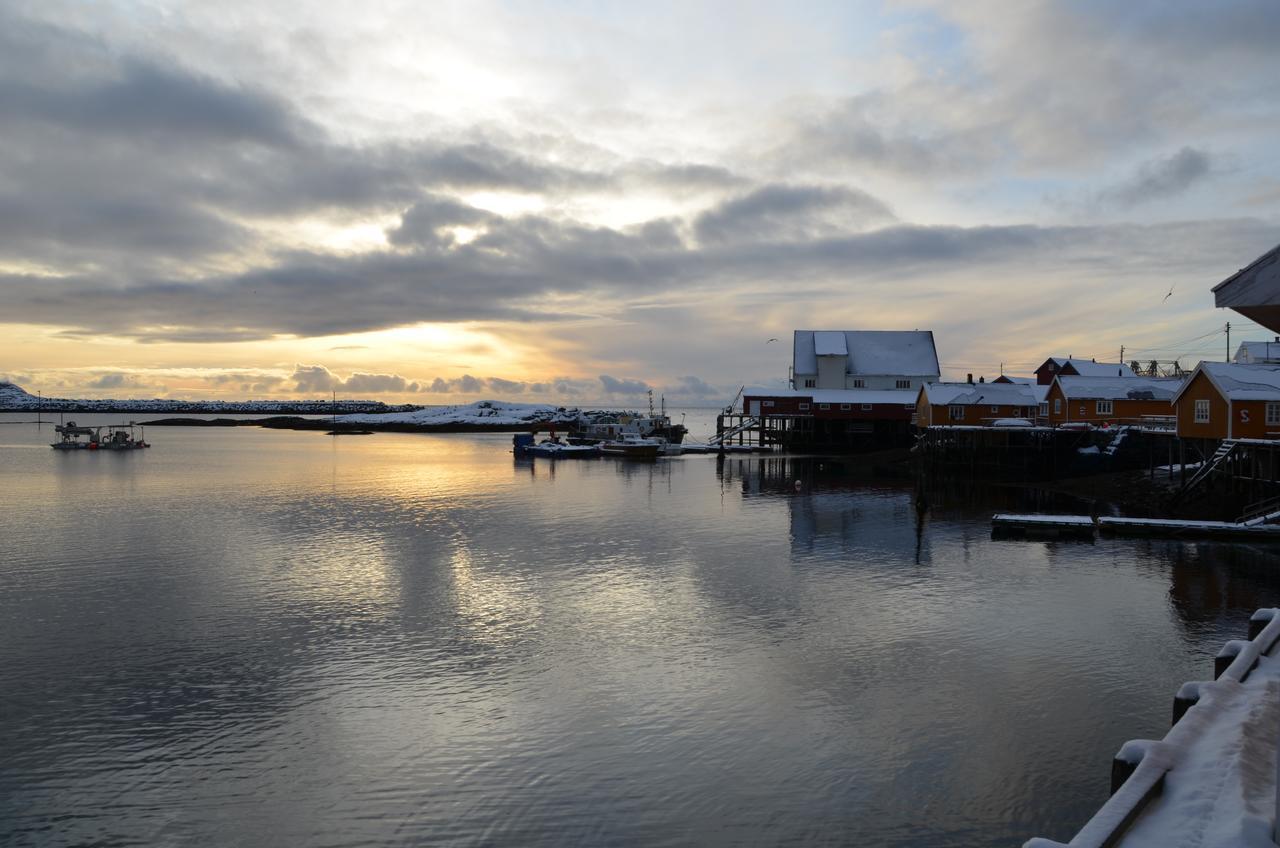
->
[[340, 400, 590, 427]]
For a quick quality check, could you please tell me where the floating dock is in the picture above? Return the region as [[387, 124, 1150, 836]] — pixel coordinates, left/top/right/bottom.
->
[[991, 513, 1097, 539], [993, 513, 1280, 541], [1098, 516, 1280, 540]]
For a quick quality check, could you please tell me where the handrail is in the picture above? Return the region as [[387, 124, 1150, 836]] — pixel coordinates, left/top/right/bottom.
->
[[1023, 608, 1280, 848]]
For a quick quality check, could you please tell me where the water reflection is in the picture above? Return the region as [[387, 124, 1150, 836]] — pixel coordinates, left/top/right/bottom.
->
[[3, 417, 1280, 847]]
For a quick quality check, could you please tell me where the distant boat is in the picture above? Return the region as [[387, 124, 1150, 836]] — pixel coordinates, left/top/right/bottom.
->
[[52, 421, 149, 451]]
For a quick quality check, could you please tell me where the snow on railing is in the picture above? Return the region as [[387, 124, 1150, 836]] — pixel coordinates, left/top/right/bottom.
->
[[1023, 608, 1280, 848]]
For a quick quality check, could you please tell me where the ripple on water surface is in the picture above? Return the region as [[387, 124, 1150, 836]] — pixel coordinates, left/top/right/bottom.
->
[[1, 418, 1277, 846]]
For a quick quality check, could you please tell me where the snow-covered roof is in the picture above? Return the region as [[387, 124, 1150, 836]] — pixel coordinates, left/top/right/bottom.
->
[[920, 382, 1039, 406], [1040, 357, 1136, 378], [812, 331, 848, 356], [1176, 361, 1280, 402], [1055, 375, 1182, 401], [793, 330, 940, 376], [745, 388, 919, 405], [1212, 241, 1280, 306], [1233, 340, 1280, 363]]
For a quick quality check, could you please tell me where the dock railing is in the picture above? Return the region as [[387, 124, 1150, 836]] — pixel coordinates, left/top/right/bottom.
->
[[1023, 608, 1280, 848]]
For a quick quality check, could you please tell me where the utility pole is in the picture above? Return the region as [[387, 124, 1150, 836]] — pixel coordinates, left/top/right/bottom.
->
[[1119, 345, 1124, 363], [1226, 322, 1231, 363]]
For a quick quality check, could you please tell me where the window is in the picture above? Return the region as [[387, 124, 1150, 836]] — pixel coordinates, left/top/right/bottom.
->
[[1096, 400, 1113, 415], [861, 404, 873, 411], [1053, 398, 1061, 414], [896, 379, 911, 389], [762, 400, 775, 408], [803, 378, 816, 388], [798, 403, 810, 411], [1267, 403, 1280, 425], [949, 405, 964, 421], [1039, 402, 1049, 416], [840, 403, 851, 411], [1194, 399, 1210, 423], [819, 403, 830, 410], [852, 379, 865, 388], [991, 405, 1000, 413]]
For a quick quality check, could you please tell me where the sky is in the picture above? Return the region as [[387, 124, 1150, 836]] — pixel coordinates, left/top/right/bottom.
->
[[1, 0, 1279, 404]]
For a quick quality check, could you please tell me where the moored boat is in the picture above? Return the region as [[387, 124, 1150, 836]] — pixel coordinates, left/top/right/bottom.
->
[[598, 434, 663, 458], [51, 421, 150, 450], [513, 433, 600, 458]]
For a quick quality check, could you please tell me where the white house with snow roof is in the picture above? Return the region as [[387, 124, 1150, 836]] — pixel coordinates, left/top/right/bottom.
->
[[1233, 339, 1280, 365], [792, 330, 940, 392]]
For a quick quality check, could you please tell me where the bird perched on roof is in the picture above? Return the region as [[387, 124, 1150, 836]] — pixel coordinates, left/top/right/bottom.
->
[[1162, 284, 1175, 303]]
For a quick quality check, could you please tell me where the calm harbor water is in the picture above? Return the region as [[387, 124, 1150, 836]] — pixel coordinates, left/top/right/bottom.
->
[[2, 412, 1279, 847]]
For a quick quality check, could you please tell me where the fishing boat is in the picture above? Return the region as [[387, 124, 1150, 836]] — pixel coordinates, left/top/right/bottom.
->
[[512, 433, 599, 458], [51, 421, 150, 450], [571, 391, 687, 445], [598, 434, 663, 458]]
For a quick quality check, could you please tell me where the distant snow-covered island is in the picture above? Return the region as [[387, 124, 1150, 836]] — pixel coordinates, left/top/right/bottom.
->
[[1, 382, 628, 433], [0, 380, 413, 415]]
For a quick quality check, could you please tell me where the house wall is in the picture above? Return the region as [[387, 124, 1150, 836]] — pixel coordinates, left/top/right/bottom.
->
[[925, 403, 1034, 426], [816, 356, 845, 389], [1175, 372, 1230, 439], [915, 393, 932, 427], [742, 395, 812, 416], [811, 401, 915, 421]]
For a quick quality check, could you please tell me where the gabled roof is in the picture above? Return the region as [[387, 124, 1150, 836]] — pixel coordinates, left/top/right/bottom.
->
[[1054, 375, 1181, 401], [1173, 361, 1280, 403], [1212, 242, 1280, 307], [793, 330, 940, 376], [1038, 357, 1136, 378], [920, 382, 1039, 406]]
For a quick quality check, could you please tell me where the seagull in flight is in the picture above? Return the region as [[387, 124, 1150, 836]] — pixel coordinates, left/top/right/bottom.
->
[[766, 338, 779, 343], [1162, 284, 1175, 303]]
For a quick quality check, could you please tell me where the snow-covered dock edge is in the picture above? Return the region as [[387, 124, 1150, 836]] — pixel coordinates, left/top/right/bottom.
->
[[1023, 608, 1280, 847]]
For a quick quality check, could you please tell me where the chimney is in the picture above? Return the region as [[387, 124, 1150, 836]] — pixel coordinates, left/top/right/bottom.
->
[[978, 376, 985, 383], [967, 373, 974, 384]]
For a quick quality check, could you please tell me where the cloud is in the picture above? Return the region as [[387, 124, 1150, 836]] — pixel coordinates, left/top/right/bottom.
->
[[291, 364, 340, 393], [341, 372, 420, 393], [386, 194, 498, 247], [694, 183, 895, 245], [1099, 147, 1214, 206], [666, 375, 719, 397], [426, 374, 486, 393], [599, 374, 651, 394], [486, 377, 525, 394], [291, 364, 419, 394]]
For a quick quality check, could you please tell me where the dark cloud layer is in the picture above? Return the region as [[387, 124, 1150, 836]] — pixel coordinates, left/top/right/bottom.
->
[[1101, 147, 1214, 207]]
